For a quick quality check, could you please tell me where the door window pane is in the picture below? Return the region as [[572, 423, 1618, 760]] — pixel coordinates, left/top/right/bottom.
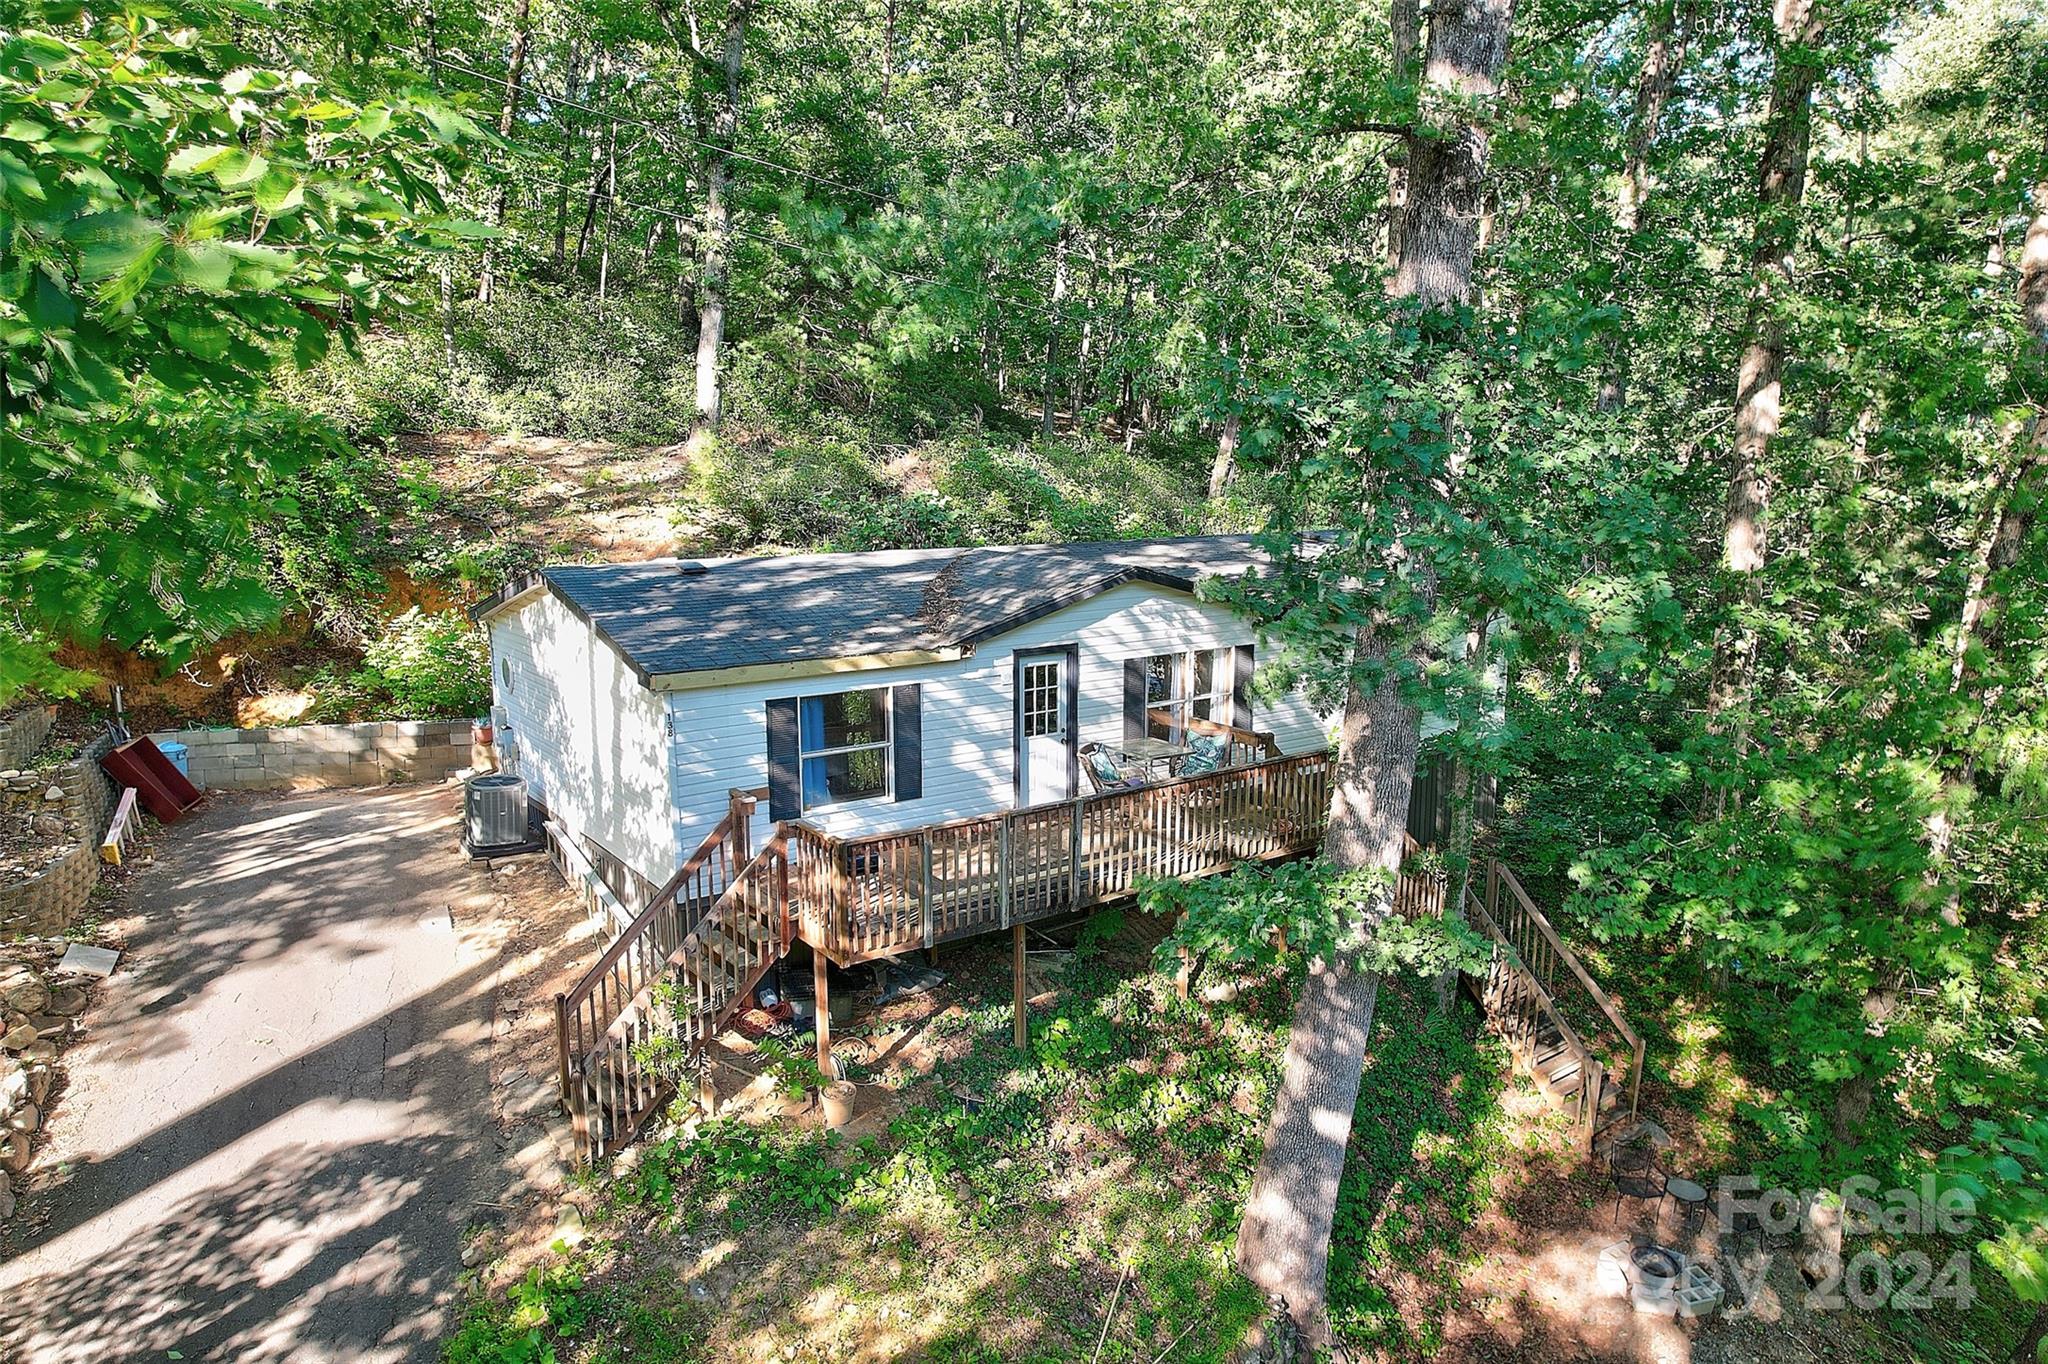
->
[[1023, 660, 1062, 737], [1144, 654, 1177, 703]]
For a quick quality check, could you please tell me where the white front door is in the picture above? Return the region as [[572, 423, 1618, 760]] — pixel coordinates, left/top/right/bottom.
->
[[1016, 649, 1075, 806]]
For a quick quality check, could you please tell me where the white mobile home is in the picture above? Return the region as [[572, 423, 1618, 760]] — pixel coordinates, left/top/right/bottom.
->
[[473, 535, 1331, 912]]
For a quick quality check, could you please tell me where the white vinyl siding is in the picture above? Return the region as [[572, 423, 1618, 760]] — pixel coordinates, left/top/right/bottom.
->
[[488, 591, 678, 892], [665, 582, 1330, 857]]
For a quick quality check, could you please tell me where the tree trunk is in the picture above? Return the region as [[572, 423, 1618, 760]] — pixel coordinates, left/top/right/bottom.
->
[[1952, 446, 2046, 693], [693, 0, 753, 434], [1956, 160, 2048, 687], [596, 121, 618, 322], [575, 105, 608, 266], [1705, 0, 1826, 786], [1931, 153, 2048, 919], [1119, 273, 1138, 452], [1042, 226, 1070, 437], [1599, 0, 1691, 410], [1448, 613, 1490, 895], [1235, 0, 1516, 1341], [1384, 0, 1420, 266], [882, 0, 897, 106], [477, 0, 533, 304], [551, 50, 586, 272], [440, 256, 456, 372], [1209, 414, 1241, 500], [2011, 1304, 2048, 1364]]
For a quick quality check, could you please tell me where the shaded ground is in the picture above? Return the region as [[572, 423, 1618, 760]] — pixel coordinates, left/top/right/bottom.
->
[[0, 785, 578, 1364], [451, 914, 2010, 1364]]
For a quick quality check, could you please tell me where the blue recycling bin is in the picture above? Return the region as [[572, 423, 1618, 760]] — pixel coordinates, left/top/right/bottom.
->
[[160, 741, 190, 777]]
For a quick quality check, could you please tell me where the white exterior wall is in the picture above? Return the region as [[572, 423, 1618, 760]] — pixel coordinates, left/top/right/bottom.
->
[[488, 591, 678, 891], [664, 582, 1332, 861]]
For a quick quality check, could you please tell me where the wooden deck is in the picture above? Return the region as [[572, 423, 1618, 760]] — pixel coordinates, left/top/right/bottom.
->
[[802, 749, 1332, 964], [554, 750, 1333, 1162], [552, 747, 1650, 1169]]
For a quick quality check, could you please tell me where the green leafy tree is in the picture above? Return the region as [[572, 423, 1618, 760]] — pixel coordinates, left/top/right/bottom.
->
[[0, 0, 482, 703]]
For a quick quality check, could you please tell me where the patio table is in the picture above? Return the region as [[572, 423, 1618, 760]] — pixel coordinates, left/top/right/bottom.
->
[[1112, 737, 1191, 782], [1666, 1176, 1710, 1234]]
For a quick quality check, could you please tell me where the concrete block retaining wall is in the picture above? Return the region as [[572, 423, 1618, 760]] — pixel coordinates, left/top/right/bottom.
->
[[0, 733, 120, 939], [0, 707, 54, 773], [0, 841, 100, 938], [147, 720, 481, 792]]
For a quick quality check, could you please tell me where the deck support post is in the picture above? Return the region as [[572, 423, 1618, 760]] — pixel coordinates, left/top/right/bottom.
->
[[813, 950, 832, 1076], [1068, 798, 1084, 909], [998, 817, 1013, 928], [1012, 924, 1028, 1049], [921, 832, 935, 949], [696, 1044, 716, 1117]]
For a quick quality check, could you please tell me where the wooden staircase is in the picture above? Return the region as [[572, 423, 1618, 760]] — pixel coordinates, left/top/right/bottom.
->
[[554, 788, 796, 1163], [1464, 857, 1645, 1159]]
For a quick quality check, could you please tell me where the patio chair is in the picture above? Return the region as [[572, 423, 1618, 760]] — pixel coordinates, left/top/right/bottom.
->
[[1175, 732, 1228, 778], [1609, 1142, 1668, 1227], [1081, 742, 1144, 793]]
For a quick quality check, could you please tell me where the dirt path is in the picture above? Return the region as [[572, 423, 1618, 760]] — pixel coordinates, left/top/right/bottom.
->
[[0, 786, 553, 1364]]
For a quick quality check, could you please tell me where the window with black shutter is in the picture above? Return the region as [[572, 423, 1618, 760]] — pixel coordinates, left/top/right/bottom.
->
[[767, 684, 923, 819]]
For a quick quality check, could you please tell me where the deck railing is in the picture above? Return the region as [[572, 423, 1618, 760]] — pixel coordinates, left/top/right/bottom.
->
[[802, 748, 1334, 964], [554, 787, 763, 1162], [1391, 833, 1448, 921], [1463, 858, 1644, 1152]]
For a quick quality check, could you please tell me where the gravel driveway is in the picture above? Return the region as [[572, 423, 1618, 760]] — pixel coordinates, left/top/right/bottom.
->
[[0, 785, 518, 1363]]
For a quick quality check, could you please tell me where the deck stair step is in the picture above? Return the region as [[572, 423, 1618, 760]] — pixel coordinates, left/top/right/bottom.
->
[[1464, 855, 1648, 1165]]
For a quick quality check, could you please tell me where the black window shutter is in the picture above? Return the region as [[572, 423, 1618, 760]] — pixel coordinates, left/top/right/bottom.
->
[[1230, 644, 1256, 730], [892, 684, 923, 802], [766, 697, 799, 821], [1062, 645, 1081, 793], [1123, 657, 1147, 744]]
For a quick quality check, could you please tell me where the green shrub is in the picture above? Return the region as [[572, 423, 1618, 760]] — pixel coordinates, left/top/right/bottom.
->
[[310, 609, 489, 721], [689, 431, 887, 550], [444, 1260, 591, 1364], [361, 609, 491, 718], [292, 286, 699, 445], [1145, 857, 1490, 984]]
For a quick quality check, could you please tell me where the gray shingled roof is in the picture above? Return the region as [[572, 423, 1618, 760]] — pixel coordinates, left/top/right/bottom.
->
[[475, 535, 1288, 684]]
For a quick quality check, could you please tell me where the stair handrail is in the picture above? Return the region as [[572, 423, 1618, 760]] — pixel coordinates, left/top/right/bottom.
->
[[576, 827, 790, 1068], [673, 826, 794, 1047], [563, 786, 765, 1000], [555, 787, 766, 1147], [1466, 883, 1606, 1146], [1488, 859, 1645, 1128]]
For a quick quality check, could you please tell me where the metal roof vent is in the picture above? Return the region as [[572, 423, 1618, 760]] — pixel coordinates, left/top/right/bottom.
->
[[675, 560, 709, 576]]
